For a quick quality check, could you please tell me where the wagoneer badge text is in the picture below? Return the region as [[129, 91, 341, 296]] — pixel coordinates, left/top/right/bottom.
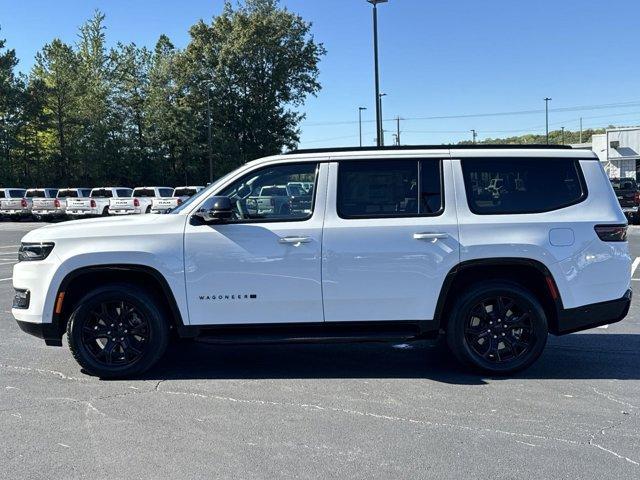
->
[[199, 294, 258, 301]]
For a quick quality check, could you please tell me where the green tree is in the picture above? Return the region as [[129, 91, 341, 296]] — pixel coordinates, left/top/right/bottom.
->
[[0, 28, 23, 183], [183, 0, 326, 177], [32, 38, 81, 182]]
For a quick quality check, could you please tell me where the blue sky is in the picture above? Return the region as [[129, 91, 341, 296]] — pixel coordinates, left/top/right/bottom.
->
[[2, 0, 640, 147]]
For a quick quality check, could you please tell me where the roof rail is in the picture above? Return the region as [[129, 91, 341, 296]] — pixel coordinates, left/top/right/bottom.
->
[[286, 144, 573, 155]]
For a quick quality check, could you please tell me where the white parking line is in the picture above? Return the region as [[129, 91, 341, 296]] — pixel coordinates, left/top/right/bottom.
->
[[632, 257, 640, 277], [0, 278, 12, 282], [0, 262, 16, 266], [0, 245, 18, 249]]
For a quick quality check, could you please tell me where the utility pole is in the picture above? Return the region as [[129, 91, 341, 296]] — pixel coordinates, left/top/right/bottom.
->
[[358, 107, 367, 147], [544, 97, 552, 144], [579, 117, 583, 143], [367, 0, 388, 147], [471, 129, 478, 144], [378, 93, 387, 146], [561, 126, 565, 145], [395, 116, 402, 146]]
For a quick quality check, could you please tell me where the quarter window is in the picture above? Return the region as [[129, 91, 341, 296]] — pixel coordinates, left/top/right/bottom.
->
[[337, 159, 443, 218], [217, 163, 318, 221], [461, 158, 586, 214]]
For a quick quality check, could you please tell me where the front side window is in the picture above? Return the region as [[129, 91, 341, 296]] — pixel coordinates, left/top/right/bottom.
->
[[461, 158, 586, 214], [337, 159, 443, 218], [215, 162, 318, 221]]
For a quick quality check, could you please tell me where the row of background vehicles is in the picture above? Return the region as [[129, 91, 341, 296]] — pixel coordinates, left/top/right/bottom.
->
[[0, 186, 204, 221]]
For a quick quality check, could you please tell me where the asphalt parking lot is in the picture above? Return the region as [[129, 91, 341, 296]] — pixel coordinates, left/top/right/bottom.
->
[[1, 222, 639, 479]]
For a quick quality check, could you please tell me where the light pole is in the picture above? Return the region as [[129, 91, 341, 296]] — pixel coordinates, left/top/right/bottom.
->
[[544, 97, 552, 144], [202, 80, 215, 183], [378, 93, 387, 146], [367, 0, 388, 147], [471, 129, 478, 144], [358, 106, 367, 147], [561, 126, 565, 145]]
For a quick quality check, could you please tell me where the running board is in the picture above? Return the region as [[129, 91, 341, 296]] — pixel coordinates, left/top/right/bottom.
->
[[184, 321, 439, 345]]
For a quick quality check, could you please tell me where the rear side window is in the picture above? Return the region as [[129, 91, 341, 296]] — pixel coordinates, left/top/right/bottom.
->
[[461, 158, 586, 215], [337, 159, 443, 218]]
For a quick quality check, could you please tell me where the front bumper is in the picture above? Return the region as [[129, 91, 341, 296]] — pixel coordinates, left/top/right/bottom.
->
[[555, 289, 632, 335], [16, 320, 62, 346]]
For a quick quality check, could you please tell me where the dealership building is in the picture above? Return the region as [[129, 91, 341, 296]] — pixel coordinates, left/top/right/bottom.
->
[[589, 127, 640, 179]]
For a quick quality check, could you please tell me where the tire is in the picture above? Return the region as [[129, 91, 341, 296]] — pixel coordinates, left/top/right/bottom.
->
[[446, 281, 548, 375], [101, 207, 109, 216], [66, 283, 169, 379]]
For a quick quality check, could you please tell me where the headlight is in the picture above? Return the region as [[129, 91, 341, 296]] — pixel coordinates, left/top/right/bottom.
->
[[18, 242, 55, 262]]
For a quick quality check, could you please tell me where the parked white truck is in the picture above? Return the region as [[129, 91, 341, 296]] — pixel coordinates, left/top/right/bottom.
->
[[32, 188, 92, 221], [66, 187, 133, 219], [150, 186, 204, 214], [109, 186, 173, 215], [1, 188, 58, 221], [0, 189, 27, 220]]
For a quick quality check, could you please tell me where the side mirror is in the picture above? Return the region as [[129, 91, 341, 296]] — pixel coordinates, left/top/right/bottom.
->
[[194, 196, 233, 224]]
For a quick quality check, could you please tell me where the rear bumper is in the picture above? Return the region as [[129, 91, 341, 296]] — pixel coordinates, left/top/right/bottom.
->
[[0, 209, 30, 216], [555, 289, 632, 335], [16, 320, 63, 346], [109, 209, 141, 215]]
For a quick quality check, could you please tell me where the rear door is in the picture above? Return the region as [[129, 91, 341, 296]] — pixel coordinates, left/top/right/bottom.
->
[[322, 154, 460, 322]]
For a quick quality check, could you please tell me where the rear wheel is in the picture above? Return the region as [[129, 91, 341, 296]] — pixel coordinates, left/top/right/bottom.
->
[[446, 281, 548, 374], [67, 283, 169, 378], [101, 206, 109, 216]]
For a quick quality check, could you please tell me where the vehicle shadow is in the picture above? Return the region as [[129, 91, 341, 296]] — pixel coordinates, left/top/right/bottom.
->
[[136, 333, 640, 385]]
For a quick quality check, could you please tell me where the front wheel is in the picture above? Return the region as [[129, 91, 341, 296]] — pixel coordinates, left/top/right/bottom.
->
[[446, 281, 548, 374], [67, 283, 169, 378]]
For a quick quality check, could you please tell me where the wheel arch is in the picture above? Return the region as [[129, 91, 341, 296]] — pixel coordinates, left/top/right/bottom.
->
[[51, 264, 187, 342], [434, 258, 563, 335]]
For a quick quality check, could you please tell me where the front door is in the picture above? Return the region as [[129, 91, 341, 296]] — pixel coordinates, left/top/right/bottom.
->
[[184, 161, 327, 325], [322, 156, 460, 322]]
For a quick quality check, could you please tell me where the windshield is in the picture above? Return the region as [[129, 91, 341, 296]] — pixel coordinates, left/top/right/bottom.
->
[[170, 170, 240, 214]]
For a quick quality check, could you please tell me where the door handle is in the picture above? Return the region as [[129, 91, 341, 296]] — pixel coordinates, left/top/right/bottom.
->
[[413, 232, 448, 241], [278, 236, 312, 245]]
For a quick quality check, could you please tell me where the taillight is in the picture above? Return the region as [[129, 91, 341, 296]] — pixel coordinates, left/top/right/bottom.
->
[[54, 199, 60, 208], [134, 198, 140, 207], [595, 224, 627, 242], [177, 198, 183, 205], [20, 198, 27, 208], [90, 199, 96, 208], [634, 192, 640, 205]]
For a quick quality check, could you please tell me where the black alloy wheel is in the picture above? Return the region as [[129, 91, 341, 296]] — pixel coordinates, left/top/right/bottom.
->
[[446, 281, 548, 374], [81, 300, 149, 366], [67, 283, 169, 378], [464, 296, 534, 364]]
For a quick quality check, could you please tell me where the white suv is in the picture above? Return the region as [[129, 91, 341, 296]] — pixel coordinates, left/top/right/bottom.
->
[[11, 146, 631, 378]]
